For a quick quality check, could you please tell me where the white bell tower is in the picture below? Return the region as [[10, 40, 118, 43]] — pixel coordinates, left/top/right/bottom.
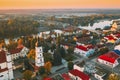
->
[[6, 52, 14, 80], [35, 40, 44, 67]]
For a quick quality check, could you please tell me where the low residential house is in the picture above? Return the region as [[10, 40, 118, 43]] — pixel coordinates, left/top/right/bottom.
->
[[93, 66, 107, 80], [104, 35, 117, 43], [62, 26, 80, 36], [0, 49, 14, 80], [39, 31, 50, 39], [74, 44, 95, 57], [113, 49, 120, 56], [96, 43, 106, 51], [76, 36, 91, 44], [61, 43, 75, 50], [84, 62, 96, 74], [75, 28, 82, 34], [49, 31, 57, 39], [97, 51, 120, 67], [104, 33, 120, 44], [110, 22, 118, 31], [10, 46, 29, 60], [74, 61, 85, 72], [61, 73, 71, 80], [68, 69, 90, 80], [43, 77, 52, 80], [54, 29, 63, 37], [114, 45, 120, 51], [51, 74, 64, 80], [113, 20, 120, 30], [114, 33, 120, 39]]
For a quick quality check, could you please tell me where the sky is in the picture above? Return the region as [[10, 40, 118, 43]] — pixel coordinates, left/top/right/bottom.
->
[[0, 0, 120, 9]]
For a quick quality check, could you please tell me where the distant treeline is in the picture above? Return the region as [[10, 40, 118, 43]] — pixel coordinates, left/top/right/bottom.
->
[[0, 14, 120, 39], [0, 19, 39, 39], [50, 14, 120, 26]]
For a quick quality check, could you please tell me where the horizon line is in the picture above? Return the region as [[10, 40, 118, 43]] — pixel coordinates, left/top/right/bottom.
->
[[0, 8, 120, 10]]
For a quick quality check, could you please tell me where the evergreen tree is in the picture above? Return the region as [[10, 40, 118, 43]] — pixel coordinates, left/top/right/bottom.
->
[[60, 47, 66, 58], [39, 66, 46, 75], [67, 61, 74, 70], [53, 47, 62, 66]]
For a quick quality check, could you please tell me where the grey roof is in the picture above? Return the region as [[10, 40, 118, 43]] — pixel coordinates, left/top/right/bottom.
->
[[51, 74, 64, 80], [95, 66, 107, 77]]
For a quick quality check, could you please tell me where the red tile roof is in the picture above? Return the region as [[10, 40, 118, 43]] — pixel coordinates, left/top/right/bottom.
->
[[86, 45, 94, 49], [76, 45, 88, 51], [43, 77, 52, 80], [69, 69, 90, 80], [62, 26, 77, 32], [98, 51, 120, 63], [17, 44, 24, 49], [62, 73, 71, 80], [0, 50, 7, 63], [0, 68, 8, 73], [104, 35, 117, 40], [115, 34, 120, 38], [9, 48, 23, 54]]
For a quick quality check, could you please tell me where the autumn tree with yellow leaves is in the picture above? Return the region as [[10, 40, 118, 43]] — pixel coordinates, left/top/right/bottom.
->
[[44, 61, 52, 73], [23, 70, 33, 80], [6, 38, 17, 51], [17, 38, 23, 45], [108, 73, 120, 80], [27, 49, 35, 60]]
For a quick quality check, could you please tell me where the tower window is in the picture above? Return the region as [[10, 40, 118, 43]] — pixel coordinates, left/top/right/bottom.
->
[[39, 49, 41, 52], [0, 75, 3, 77]]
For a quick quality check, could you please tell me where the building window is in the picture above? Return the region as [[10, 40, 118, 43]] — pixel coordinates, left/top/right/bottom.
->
[[40, 59, 42, 62], [39, 49, 41, 52]]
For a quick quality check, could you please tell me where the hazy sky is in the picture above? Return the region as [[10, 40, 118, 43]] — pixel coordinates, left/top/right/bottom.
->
[[0, 0, 120, 9]]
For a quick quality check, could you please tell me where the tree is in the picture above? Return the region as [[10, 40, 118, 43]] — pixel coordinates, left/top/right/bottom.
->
[[60, 47, 66, 58], [24, 58, 33, 70], [67, 61, 74, 70], [56, 35, 62, 46], [108, 73, 120, 80], [99, 47, 109, 55], [0, 19, 39, 39], [44, 61, 52, 73], [43, 43, 50, 53], [27, 49, 35, 60], [67, 47, 74, 54], [39, 66, 46, 75], [43, 53, 53, 63], [53, 47, 62, 66], [23, 70, 33, 80], [17, 38, 23, 45], [0, 40, 6, 48], [51, 43, 56, 52], [30, 37, 37, 49], [6, 39, 17, 51]]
